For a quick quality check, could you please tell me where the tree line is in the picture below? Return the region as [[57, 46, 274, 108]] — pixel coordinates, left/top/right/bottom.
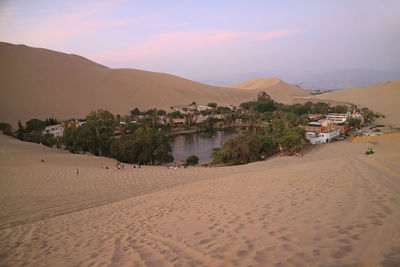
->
[[62, 110, 173, 165], [0, 91, 378, 166]]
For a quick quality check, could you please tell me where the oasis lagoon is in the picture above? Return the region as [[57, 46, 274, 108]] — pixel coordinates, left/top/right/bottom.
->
[[171, 127, 239, 162]]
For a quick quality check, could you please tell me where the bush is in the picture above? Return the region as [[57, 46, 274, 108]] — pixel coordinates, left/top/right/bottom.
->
[[210, 147, 223, 164], [347, 118, 361, 128], [221, 134, 262, 165], [25, 119, 46, 133], [0, 122, 13, 136], [254, 100, 276, 113], [257, 135, 277, 156], [279, 127, 305, 150], [186, 155, 199, 166]]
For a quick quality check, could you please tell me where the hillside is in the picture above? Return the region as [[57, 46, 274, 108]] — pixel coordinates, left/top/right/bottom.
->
[[312, 80, 400, 127], [228, 77, 310, 104], [0, 42, 256, 126]]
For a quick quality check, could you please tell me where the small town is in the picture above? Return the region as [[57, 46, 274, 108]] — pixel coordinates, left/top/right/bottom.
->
[[14, 91, 379, 167]]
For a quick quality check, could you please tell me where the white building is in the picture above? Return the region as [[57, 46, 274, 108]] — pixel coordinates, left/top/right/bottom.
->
[[306, 130, 340, 144], [326, 113, 350, 124], [196, 105, 209, 111], [42, 124, 64, 138]]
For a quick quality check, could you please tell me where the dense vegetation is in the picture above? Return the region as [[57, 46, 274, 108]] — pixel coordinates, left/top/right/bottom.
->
[[0, 122, 13, 136], [185, 155, 199, 166], [211, 126, 306, 165], [1, 90, 378, 166], [62, 110, 173, 165], [8, 118, 60, 147], [209, 92, 351, 165]]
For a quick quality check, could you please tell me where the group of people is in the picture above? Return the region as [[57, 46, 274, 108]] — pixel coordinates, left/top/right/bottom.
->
[[114, 161, 124, 169], [167, 163, 182, 169], [99, 162, 142, 169], [76, 161, 145, 175]]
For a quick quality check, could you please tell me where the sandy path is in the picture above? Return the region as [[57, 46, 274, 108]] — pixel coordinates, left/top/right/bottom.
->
[[1, 134, 400, 266]]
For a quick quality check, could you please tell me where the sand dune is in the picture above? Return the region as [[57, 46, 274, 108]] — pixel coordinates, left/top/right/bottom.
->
[[1, 134, 400, 266], [311, 80, 400, 127], [0, 42, 256, 126], [228, 77, 281, 90], [228, 77, 310, 104]]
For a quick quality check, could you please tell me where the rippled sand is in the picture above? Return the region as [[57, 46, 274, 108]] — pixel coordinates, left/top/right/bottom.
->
[[1, 134, 400, 266]]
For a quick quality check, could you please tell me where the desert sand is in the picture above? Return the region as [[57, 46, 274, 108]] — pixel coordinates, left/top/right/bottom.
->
[[228, 78, 310, 104], [311, 80, 400, 128], [1, 133, 400, 266], [0, 42, 258, 127]]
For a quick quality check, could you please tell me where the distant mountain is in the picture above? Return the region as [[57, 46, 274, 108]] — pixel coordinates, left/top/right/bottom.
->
[[228, 77, 310, 104], [0, 42, 258, 126], [296, 69, 400, 90]]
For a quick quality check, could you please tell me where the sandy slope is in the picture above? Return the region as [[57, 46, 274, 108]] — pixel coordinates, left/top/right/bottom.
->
[[228, 78, 281, 90], [0, 42, 256, 127], [1, 134, 400, 266], [312, 80, 400, 127], [228, 78, 310, 104]]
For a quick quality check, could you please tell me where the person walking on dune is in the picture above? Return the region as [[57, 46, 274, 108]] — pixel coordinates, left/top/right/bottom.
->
[[76, 168, 79, 175]]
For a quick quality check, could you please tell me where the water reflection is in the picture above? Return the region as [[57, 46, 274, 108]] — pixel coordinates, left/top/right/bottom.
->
[[171, 127, 239, 162]]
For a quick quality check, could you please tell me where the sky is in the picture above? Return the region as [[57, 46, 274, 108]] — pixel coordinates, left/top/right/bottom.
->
[[1, 0, 400, 85]]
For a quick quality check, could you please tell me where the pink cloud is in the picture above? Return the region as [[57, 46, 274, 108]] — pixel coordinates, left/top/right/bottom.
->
[[201, 32, 245, 43], [88, 28, 301, 64], [257, 29, 301, 41], [0, 0, 128, 45], [122, 30, 245, 60], [37, 17, 127, 41]]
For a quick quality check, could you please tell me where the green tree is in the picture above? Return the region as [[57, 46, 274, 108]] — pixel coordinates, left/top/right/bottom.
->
[[257, 91, 271, 102], [221, 134, 262, 165], [347, 117, 361, 128], [25, 119, 46, 133], [41, 134, 57, 147], [62, 125, 80, 153], [362, 108, 374, 124], [257, 135, 276, 157], [291, 104, 310, 116], [157, 109, 166, 116], [79, 124, 99, 155], [240, 101, 256, 111], [254, 100, 276, 113], [199, 117, 218, 131], [313, 102, 330, 114], [186, 155, 199, 166], [130, 107, 140, 117], [132, 128, 173, 165], [0, 122, 13, 136], [85, 109, 117, 156], [279, 127, 305, 150], [332, 105, 348, 113], [16, 120, 25, 140], [210, 147, 223, 164], [45, 118, 58, 126]]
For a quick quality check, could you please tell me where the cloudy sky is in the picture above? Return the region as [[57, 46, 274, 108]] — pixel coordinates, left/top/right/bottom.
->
[[1, 0, 399, 85]]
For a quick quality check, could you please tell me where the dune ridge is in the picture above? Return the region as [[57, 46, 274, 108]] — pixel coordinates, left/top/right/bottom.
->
[[1, 134, 400, 266], [0, 42, 257, 126], [228, 77, 282, 89], [228, 77, 310, 104]]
